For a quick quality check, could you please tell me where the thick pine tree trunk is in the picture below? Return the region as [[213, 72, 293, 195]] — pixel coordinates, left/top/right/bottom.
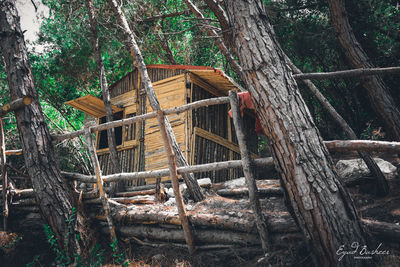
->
[[85, 0, 123, 195], [327, 0, 400, 141], [0, 0, 92, 257], [224, 1, 369, 266]]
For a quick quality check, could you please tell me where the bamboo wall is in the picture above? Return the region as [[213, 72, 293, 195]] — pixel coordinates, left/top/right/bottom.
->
[[144, 75, 187, 183], [190, 83, 244, 182]]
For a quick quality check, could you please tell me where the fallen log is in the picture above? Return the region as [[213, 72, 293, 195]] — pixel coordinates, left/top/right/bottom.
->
[[10, 198, 36, 206], [111, 195, 155, 204], [217, 187, 283, 197], [10, 188, 34, 199], [361, 219, 400, 243], [110, 196, 298, 234], [108, 225, 304, 246], [114, 188, 156, 197]]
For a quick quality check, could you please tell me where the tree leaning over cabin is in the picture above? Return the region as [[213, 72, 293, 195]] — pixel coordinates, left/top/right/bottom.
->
[[85, 0, 123, 196], [327, 0, 400, 141], [0, 0, 93, 258], [108, 0, 204, 202], [224, 1, 369, 266]]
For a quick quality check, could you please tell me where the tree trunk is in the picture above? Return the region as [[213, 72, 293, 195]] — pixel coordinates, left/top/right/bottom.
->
[[108, 0, 204, 202], [327, 0, 400, 141], [0, 0, 92, 258], [224, 1, 369, 266], [85, 0, 123, 196]]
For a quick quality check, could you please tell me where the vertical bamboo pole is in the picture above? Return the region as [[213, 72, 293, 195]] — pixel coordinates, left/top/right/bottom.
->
[[228, 91, 270, 252], [156, 110, 195, 254], [0, 119, 8, 231], [84, 128, 117, 242]]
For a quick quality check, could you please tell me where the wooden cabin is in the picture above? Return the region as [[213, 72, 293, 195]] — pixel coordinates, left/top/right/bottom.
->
[[66, 65, 259, 186]]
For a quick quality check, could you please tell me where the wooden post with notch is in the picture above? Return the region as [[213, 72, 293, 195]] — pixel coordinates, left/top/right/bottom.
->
[[0, 119, 8, 231], [0, 96, 31, 231], [156, 110, 195, 253], [84, 128, 117, 242], [228, 90, 270, 252], [0, 96, 32, 117]]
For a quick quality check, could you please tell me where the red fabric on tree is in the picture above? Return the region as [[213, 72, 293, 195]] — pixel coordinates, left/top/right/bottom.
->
[[228, 92, 265, 135]]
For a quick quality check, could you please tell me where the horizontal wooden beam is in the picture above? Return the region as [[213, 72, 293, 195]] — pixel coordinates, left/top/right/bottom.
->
[[5, 149, 22, 156], [63, 157, 274, 183], [293, 67, 400, 80], [324, 140, 400, 152], [0, 96, 32, 117], [52, 96, 230, 142]]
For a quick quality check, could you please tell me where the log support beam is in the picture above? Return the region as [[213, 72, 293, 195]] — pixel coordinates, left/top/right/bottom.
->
[[156, 110, 195, 253], [0, 96, 32, 117], [229, 90, 270, 252], [1, 119, 8, 231], [84, 129, 117, 242], [293, 67, 400, 80]]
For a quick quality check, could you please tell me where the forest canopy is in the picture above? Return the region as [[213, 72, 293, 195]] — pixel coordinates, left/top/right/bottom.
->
[[1, 0, 399, 155]]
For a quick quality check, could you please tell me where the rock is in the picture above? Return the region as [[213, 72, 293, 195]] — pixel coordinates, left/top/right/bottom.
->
[[78, 183, 86, 190], [336, 158, 398, 181], [221, 177, 246, 189], [164, 197, 176, 206], [179, 183, 187, 192], [167, 187, 175, 198], [152, 254, 164, 262], [197, 178, 212, 188]]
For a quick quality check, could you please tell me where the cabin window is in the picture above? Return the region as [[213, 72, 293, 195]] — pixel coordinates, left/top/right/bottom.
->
[[97, 111, 123, 149], [124, 112, 137, 141]]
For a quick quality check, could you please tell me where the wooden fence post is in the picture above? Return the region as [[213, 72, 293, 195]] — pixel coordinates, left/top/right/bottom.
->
[[229, 90, 270, 252], [156, 110, 195, 254], [84, 128, 117, 242], [0, 119, 8, 231]]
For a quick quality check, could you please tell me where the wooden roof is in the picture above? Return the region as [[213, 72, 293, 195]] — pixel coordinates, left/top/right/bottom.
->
[[146, 64, 245, 94], [65, 95, 123, 118]]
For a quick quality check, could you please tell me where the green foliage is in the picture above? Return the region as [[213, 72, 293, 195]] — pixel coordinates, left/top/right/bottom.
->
[[0, 235, 23, 250], [26, 254, 40, 267], [110, 238, 129, 266], [268, 0, 400, 139]]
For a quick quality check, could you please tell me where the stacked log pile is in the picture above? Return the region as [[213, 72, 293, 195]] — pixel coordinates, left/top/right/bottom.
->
[[3, 172, 400, 250]]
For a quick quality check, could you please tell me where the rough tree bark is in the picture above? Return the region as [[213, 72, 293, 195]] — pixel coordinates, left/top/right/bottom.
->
[[327, 0, 400, 141], [224, 1, 370, 266], [108, 0, 204, 201], [0, 0, 92, 257], [85, 0, 123, 195]]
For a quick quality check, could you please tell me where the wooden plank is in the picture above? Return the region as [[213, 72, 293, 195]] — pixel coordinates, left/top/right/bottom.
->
[[66, 95, 123, 117], [189, 73, 225, 97], [96, 142, 137, 156], [151, 74, 186, 87], [124, 104, 137, 115], [111, 90, 136, 107]]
